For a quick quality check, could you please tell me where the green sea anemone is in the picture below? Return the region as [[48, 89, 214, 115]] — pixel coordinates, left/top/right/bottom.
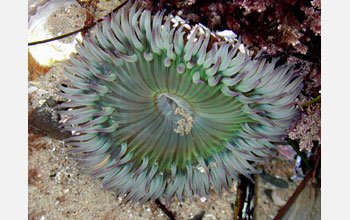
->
[[58, 2, 303, 204]]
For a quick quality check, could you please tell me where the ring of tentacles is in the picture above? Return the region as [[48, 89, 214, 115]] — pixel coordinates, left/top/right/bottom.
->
[[58, 2, 303, 204]]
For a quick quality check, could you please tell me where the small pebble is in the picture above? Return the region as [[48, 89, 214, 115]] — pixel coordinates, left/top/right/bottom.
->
[[272, 191, 286, 206]]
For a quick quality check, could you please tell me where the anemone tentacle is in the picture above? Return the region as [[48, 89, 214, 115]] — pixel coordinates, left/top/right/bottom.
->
[[59, 1, 303, 204]]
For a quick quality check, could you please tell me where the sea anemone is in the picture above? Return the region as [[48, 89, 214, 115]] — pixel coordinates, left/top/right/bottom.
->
[[58, 1, 303, 204]]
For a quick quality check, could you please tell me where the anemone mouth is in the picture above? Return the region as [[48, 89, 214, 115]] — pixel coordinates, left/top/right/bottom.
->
[[58, 1, 303, 203]]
